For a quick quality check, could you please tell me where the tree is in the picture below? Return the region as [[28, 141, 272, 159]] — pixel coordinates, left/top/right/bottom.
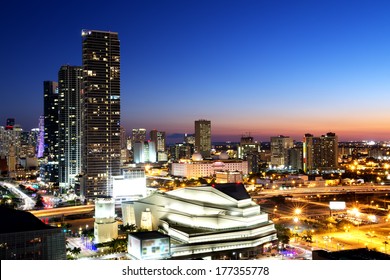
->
[[119, 223, 137, 232], [108, 238, 127, 252], [275, 224, 291, 244], [34, 194, 45, 209]]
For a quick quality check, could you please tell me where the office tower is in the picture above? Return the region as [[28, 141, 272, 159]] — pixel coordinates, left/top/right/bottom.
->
[[303, 132, 338, 173], [270, 135, 294, 167], [237, 134, 261, 159], [81, 30, 121, 199], [150, 129, 166, 161], [288, 146, 303, 171], [58, 65, 83, 190], [43, 81, 59, 183], [132, 128, 146, 144], [133, 141, 156, 164], [6, 118, 15, 130], [195, 119, 211, 158], [120, 126, 127, 150]]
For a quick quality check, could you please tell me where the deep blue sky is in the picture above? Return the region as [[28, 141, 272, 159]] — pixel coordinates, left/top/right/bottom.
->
[[1, 0, 390, 142]]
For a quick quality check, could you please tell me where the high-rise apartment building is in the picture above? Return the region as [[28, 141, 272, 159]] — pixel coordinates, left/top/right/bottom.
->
[[150, 129, 166, 161], [237, 134, 261, 159], [195, 119, 211, 158], [81, 30, 121, 199], [303, 132, 338, 173], [58, 65, 83, 190], [6, 118, 15, 130], [132, 128, 146, 144], [270, 135, 294, 167], [43, 81, 59, 183]]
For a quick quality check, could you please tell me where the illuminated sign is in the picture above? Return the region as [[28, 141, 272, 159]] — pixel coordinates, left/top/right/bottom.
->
[[329, 201, 346, 210]]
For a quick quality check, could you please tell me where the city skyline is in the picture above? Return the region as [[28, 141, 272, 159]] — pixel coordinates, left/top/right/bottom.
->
[[2, 0, 390, 142]]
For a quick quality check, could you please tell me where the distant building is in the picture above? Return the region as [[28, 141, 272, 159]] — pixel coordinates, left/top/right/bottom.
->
[[132, 128, 146, 146], [195, 120, 211, 158], [303, 132, 338, 173], [150, 130, 166, 162], [237, 135, 261, 160], [270, 135, 293, 167], [133, 141, 156, 163], [215, 170, 243, 183], [288, 145, 303, 171], [5, 118, 15, 130], [171, 154, 248, 178], [0, 207, 66, 259], [170, 143, 193, 161]]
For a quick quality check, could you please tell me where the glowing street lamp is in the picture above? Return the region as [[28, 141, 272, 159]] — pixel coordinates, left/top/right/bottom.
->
[[294, 208, 302, 215]]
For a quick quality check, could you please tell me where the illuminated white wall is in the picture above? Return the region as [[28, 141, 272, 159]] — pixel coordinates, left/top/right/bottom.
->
[[112, 177, 147, 198], [94, 197, 116, 220], [94, 221, 118, 244], [122, 202, 136, 226], [94, 197, 118, 243]]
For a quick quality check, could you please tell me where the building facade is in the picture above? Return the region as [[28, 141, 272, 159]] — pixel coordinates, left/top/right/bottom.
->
[[43, 81, 59, 183], [303, 132, 338, 173], [150, 129, 166, 162], [195, 120, 211, 158], [270, 135, 293, 167], [81, 30, 121, 199], [171, 158, 248, 178], [58, 65, 83, 190]]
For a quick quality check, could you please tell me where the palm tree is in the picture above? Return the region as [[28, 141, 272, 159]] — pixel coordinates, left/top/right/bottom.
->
[[384, 241, 389, 254]]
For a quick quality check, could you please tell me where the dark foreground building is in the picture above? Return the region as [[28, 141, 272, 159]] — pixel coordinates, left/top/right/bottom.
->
[[0, 207, 66, 259]]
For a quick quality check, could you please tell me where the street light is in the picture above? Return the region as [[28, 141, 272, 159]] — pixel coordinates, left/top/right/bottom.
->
[[294, 208, 302, 215]]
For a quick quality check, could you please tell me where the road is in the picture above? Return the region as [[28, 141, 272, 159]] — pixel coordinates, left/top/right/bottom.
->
[[28, 204, 95, 218], [253, 184, 390, 198], [0, 181, 35, 210]]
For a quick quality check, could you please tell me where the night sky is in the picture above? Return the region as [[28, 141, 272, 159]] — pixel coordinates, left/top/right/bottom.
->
[[1, 0, 390, 143]]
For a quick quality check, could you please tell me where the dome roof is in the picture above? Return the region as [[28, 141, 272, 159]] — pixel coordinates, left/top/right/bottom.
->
[[219, 151, 229, 160], [192, 153, 203, 161]]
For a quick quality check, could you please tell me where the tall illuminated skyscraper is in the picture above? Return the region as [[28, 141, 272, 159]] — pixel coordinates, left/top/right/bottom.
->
[[81, 30, 121, 199], [58, 65, 83, 190], [43, 81, 59, 183], [195, 119, 211, 158]]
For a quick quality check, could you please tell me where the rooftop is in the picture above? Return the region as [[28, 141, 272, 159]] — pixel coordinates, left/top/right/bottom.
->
[[0, 206, 53, 234], [129, 231, 170, 240], [213, 183, 251, 201]]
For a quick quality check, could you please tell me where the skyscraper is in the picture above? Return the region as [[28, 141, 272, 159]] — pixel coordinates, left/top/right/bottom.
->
[[43, 81, 59, 183], [81, 30, 121, 199], [195, 119, 211, 158], [58, 65, 83, 190], [303, 132, 338, 173], [270, 135, 294, 167], [150, 129, 166, 161]]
